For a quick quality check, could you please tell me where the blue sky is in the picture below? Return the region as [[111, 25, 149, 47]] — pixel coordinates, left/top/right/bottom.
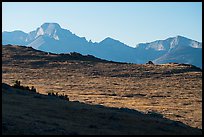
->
[[2, 2, 202, 47]]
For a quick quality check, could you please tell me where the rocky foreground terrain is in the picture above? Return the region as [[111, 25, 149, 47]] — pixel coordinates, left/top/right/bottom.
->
[[2, 45, 202, 134]]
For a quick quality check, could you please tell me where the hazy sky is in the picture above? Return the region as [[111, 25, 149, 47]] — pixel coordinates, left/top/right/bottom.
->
[[2, 2, 202, 47]]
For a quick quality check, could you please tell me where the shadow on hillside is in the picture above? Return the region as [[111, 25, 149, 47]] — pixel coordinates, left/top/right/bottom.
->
[[2, 83, 202, 135]]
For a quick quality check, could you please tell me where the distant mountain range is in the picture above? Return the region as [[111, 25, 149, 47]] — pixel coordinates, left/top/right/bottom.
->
[[2, 23, 202, 68]]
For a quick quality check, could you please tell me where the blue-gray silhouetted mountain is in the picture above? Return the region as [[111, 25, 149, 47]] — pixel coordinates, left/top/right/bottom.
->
[[2, 23, 202, 68]]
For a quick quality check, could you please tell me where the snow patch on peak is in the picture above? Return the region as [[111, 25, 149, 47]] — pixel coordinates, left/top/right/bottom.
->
[[170, 37, 179, 49], [145, 41, 166, 51], [53, 34, 59, 40], [36, 27, 44, 38], [155, 44, 165, 51], [190, 41, 202, 48]]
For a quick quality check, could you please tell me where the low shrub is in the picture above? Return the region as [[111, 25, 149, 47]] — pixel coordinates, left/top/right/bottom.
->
[[47, 91, 69, 101], [12, 80, 37, 93]]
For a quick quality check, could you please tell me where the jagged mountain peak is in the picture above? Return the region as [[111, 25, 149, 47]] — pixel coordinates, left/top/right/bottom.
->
[[136, 35, 202, 51], [101, 37, 115, 42], [40, 22, 61, 30], [35, 22, 63, 40], [171, 35, 201, 44], [171, 35, 189, 43], [175, 35, 185, 39], [170, 35, 202, 49], [100, 37, 125, 45], [174, 35, 196, 41]]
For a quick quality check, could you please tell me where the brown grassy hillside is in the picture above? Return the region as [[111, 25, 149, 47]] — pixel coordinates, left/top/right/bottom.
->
[[2, 45, 202, 130]]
